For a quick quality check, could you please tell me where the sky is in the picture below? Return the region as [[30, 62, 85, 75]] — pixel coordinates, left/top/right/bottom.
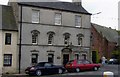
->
[[0, 0, 120, 30]]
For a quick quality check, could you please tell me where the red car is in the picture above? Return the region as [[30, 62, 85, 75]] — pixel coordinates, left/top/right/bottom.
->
[[65, 59, 101, 72]]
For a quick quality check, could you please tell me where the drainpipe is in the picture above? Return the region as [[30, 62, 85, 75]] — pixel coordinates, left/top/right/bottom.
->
[[19, 5, 22, 74]]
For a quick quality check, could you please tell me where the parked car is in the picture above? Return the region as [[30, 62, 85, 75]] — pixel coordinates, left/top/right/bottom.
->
[[108, 58, 119, 64], [65, 59, 101, 72], [25, 62, 66, 76]]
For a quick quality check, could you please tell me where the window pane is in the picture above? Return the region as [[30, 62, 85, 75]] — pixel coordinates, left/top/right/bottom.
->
[[48, 34, 53, 44], [32, 34, 38, 44], [4, 54, 12, 66], [78, 37, 82, 45], [48, 54, 54, 63], [75, 15, 81, 27], [32, 10, 39, 23], [5, 33, 11, 45], [31, 54, 38, 64], [55, 13, 61, 25]]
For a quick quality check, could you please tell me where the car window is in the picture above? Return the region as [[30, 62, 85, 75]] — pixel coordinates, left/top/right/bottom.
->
[[44, 63, 52, 67], [37, 63, 45, 67], [83, 60, 90, 64], [77, 60, 82, 64]]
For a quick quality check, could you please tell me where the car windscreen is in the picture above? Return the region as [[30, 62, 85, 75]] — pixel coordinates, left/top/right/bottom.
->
[[36, 62, 45, 67]]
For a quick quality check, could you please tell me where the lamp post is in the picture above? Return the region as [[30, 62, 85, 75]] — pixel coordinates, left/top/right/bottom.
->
[[92, 12, 102, 15], [18, 5, 22, 74]]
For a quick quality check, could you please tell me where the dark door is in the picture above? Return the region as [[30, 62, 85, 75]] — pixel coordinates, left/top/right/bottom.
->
[[63, 54, 69, 65], [92, 51, 97, 63]]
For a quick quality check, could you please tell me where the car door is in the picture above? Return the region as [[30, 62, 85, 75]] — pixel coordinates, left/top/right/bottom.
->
[[77, 60, 86, 70], [44, 63, 55, 74], [83, 60, 92, 70]]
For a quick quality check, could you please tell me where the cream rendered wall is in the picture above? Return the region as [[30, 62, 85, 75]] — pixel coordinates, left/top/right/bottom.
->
[[2, 31, 18, 73]]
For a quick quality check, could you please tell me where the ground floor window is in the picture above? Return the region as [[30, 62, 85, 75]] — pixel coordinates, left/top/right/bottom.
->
[[82, 54, 87, 60], [31, 54, 38, 64], [48, 54, 54, 63], [3, 54, 12, 66], [75, 54, 79, 60]]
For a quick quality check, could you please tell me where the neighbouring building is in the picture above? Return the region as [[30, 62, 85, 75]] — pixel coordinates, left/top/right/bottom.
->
[[0, 5, 18, 74], [9, 0, 91, 72], [91, 23, 118, 63]]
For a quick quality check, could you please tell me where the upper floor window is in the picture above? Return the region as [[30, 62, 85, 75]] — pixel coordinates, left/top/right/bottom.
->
[[63, 33, 71, 45], [3, 54, 12, 66], [31, 30, 40, 44], [55, 13, 62, 25], [77, 33, 84, 46], [5, 33, 11, 45], [32, 10, 40, 23], [47, 31, 55, 45], [75, 15, 81, 27]]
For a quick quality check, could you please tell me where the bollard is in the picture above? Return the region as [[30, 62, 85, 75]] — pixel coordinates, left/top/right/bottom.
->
[[103, 71, 114, 77]]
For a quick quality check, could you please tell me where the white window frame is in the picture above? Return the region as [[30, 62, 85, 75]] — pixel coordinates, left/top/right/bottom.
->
[[32, 10, 40, 23], [48, 34, 54, 45], [55, 13, 62, 25], [75, 15, 81, 27], [32, 34, 38, 44]]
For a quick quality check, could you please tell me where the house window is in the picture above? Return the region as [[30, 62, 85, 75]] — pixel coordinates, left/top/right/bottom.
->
[[32, 10, 40, 23], [31, 54, 38, 64], [75, 15, 81, 27], [32, 34, 38, 44], [3, 54, 12, 66], [48, 54, 54, 63], [48, 34, 53, 44], [47, 31, 55, 45], [31, 30, 40, 44], [55, 13, 62, 25], [82, 54, 87, 60], [63, 33, 71, 45], [75, 54, 79, 60], [78, 37, 82, 45], [77, 33, 84, 46], [5, 33, 11, 45]]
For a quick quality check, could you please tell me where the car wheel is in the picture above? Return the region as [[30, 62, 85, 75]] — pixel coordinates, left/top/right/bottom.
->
[[75, 68, 80, 72], [58, 68, 63, 74], [93, 67, 98, 71], [36, 70, 42, 76]]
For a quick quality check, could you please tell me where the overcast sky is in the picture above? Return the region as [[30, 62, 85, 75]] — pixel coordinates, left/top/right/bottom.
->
[[0, 0, 120, 30]]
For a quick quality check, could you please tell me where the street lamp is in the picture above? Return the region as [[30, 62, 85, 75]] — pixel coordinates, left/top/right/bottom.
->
[[92, 12, 102, 15]]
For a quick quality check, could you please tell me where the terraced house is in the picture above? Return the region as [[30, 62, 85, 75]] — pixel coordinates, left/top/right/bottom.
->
[[9, 0, 91, 72], [0, 5, 18, 74]]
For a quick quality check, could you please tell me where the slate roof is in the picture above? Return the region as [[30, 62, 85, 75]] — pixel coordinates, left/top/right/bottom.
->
[[2, 5, 18, 31], [92, 23, 118, 43], [18, 2, 91, 15]]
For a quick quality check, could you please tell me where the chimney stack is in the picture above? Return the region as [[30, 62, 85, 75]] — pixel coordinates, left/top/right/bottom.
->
[[72, 0, 81, 6]]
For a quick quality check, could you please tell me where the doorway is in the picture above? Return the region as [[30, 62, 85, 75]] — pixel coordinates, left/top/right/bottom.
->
[[92, 51, 97, 63], [63, 54, 69, 66]]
